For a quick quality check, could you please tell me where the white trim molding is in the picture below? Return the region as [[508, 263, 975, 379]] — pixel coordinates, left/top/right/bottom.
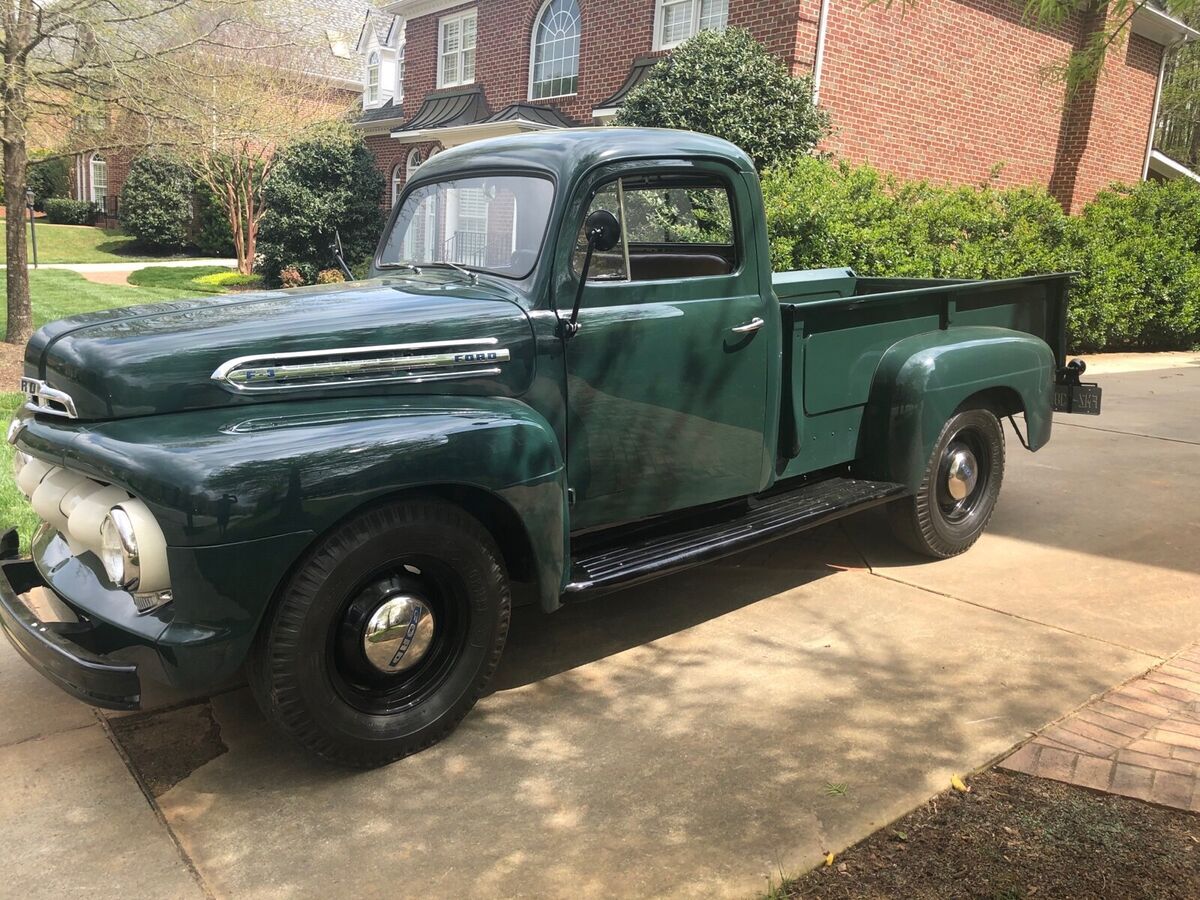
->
[[437, 8, 477, 89], [528, 0, 582, 101], [1147, 149, 1200, 183], [391, 117, 563, 148], [652, 0, 728, 51], [1131, 5, 1200, 47]]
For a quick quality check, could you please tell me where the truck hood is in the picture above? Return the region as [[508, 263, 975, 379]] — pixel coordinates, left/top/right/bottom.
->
[[25, 277, 536, 421]]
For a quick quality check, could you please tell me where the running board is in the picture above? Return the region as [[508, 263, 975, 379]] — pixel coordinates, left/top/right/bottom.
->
[[564, 477, 906, 596]]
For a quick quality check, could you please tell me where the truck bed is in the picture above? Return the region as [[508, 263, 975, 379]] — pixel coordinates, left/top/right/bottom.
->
[[772, 267, 1072, 478]]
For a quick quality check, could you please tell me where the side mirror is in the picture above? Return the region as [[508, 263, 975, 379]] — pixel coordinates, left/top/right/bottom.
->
[[564, 210, 622, 339], [585, 209, 621, 253]]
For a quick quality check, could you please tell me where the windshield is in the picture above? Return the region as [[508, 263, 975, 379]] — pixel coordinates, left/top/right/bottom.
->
[[379, 174, 554, 279]]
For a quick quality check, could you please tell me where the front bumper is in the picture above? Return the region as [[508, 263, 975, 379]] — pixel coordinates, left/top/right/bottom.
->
[[0, 537, 140, 710]]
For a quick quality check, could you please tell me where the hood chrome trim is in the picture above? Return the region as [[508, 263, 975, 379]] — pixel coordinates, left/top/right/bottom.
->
[[211, 339, 511, 393], [20, 377, 78, 419]]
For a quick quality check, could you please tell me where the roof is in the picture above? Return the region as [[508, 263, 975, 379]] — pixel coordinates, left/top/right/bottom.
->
[[359, 98, 404, 124], [1148, 149, 1200, 183], [409, 127, 755, 185], [394, 86, 491, 132], [594, 56, 661, 115], [485, 104, 579, 128], [357, 7, 402, 52], [1132, 5, 1200, 46]]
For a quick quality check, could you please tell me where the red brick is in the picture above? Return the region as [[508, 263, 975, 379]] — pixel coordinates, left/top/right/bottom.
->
[[1075, 709, 1146, 740], [1146, 729, 1200, 752], [1072, 756, 1115, 792], [1110, 763, 1154, 802], [1034, 746, 1079, 782], [1150, 771, 1196, 810], [1116, 749, 1198, 778], [1001, 742, 1041, 775], [1040, 724, 1118, 758]]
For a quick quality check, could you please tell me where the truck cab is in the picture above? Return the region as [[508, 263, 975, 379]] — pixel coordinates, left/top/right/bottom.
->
[[0, 129, 1099, 766]]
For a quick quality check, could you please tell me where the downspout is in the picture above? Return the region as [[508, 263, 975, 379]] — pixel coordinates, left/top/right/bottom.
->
[[1142, 42, 1173, 180], [812, 0, 832, 106]]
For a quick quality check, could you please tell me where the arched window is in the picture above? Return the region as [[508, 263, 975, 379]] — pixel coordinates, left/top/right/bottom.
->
[[391, 164, 404, 206], [529, 0, 580, 100], [406, 148, 423, 177], [89, 154, 108, 205], [366, 51, 381, 104]]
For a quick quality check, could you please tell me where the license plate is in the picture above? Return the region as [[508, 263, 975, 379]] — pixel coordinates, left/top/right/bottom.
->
[[1052, 383, 1102, 415]]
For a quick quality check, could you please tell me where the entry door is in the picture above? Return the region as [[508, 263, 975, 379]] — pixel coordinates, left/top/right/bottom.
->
[[564, 169, 770, 532]]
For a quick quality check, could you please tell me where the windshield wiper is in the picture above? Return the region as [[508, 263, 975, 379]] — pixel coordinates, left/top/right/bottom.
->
[[382, 262, 423, 275], [424, 261, 478, 285]]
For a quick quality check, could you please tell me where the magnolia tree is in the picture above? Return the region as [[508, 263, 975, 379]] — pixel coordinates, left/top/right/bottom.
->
[[615, 28, 828, 171]]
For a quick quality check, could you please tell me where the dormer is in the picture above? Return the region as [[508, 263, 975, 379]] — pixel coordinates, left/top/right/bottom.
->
[[357, 11, 405, 111]]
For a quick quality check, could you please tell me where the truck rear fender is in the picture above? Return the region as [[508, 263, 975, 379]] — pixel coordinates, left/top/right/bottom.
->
[[856, 326, 1055, 491]]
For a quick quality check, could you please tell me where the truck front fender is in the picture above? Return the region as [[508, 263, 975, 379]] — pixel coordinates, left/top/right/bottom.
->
[[19, 397, 569, 673], [857, 326, 1055, 491]]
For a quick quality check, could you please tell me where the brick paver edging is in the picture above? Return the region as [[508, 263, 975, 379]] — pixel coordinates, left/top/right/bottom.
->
[[1001, 645, 1200, 811]]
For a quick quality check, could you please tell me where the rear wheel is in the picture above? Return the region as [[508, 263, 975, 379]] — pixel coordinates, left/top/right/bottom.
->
[[888, 408, 1005, 558], [247, 499, 510, 768]]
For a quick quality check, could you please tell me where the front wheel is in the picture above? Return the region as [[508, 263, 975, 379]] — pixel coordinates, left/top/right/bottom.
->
[[888, 408, 1005, 558], [247, 499, 510, 768]]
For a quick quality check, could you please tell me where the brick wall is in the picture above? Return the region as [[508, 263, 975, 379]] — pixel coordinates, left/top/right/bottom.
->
[[812, 0, 1159, 211], [372, 0, 1165, 213], [365, 134, 445, 211]]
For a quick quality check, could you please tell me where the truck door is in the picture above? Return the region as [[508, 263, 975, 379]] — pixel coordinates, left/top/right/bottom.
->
[[562, 164, 770, 531]]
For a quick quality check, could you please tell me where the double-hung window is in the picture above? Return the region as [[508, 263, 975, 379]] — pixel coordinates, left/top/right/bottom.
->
[[655, 0, 728, 50], [438, 10, 477, 88], [365, 51, 380, 105]]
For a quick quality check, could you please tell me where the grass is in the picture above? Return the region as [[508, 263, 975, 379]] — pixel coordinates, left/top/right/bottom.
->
[[0, 269, 213, 332], [127, 265, 259, 293], [0, 393, 40, 550], [2, 222, 197, 264]]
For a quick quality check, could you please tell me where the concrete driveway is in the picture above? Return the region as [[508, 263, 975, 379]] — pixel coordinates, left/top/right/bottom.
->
[[2, 354, 1197, 899]]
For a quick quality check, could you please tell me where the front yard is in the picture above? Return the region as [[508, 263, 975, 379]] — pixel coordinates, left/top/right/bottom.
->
[[0, 222, 193, 264]]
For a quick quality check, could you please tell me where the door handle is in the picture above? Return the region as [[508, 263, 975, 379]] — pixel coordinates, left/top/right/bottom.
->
[[730, 317, 765, 334]]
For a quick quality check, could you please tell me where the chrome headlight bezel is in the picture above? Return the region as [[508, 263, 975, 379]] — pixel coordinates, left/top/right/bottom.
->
[[100, 507, 140, 590]]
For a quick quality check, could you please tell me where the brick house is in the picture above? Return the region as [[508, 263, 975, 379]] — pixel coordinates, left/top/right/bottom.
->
[[355, 0, 1196, 215], [67, 1, 374, 220]]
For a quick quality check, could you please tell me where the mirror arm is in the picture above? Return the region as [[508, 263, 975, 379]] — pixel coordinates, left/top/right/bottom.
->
[[564, 236, 596, 339]]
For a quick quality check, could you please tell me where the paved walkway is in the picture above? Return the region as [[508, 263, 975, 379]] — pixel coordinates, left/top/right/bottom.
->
[[0, 353, 1197, 898], [5, 259, 237, 272], [1002, 644, 1200, 811]]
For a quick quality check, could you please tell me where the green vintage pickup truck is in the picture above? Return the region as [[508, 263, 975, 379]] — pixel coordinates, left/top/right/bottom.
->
[[1, 129, 1100, 766]]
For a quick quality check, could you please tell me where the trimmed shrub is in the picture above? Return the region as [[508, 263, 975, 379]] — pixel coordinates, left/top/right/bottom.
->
[[762, 156, 1069, 280], [279, 265, 305, 288], [119, 154, 193, 251], [27, 158, 70, 210], [42, 198, 96, 225], [258, 123, 384, 285], [615, 28, 828, 171], [193, 270, 263, 289], [1064, 179, 1200, 352], [192, 181, 236, 257], [316, 268, 345, 284]]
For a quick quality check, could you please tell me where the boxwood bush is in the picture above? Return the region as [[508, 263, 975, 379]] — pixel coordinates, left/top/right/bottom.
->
[[42, 198, 96, 225], [119, 153, 193, 251], [763, 156, 1200, 352]]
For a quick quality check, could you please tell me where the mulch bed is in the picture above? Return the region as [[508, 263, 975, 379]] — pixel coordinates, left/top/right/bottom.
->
[[0, 342, 23, 390], [784, 769, 1200, 899]]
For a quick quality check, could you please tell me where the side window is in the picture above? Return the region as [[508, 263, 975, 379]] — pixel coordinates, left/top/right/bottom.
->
[[573, 174, 737, 283]]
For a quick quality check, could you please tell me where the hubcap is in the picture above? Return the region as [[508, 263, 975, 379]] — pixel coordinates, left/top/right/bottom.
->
[[362, 594, 436, 674], [945, 445, 978, 501]]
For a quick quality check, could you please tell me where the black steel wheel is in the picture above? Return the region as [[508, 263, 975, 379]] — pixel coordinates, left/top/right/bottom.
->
[[888, 408, 1005, 558], [248, 498, 509, 768]]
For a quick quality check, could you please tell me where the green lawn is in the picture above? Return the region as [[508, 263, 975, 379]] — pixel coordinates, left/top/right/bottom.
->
[[2, 222, 195, 264], [0, 393, 39, 550]]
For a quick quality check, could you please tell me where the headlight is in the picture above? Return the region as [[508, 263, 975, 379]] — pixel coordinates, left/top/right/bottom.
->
[[100, 508, 140, 589]]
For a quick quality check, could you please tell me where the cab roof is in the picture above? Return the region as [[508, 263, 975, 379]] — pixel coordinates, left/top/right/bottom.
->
[[411, 128, 757, 184]]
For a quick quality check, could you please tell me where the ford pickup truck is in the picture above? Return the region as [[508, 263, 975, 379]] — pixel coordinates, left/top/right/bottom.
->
[[0, 129, 1100, 766]]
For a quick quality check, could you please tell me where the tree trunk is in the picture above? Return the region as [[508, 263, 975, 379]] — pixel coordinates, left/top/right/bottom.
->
[[3, 65, 32, 346]]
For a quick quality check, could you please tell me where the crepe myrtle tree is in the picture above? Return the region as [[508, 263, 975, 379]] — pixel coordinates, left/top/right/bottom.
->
[[615, 28, 829, 172], [0, 0, 235, 345]]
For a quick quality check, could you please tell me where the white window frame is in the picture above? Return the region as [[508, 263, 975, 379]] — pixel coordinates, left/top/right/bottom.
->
[[391, 163, 404, 206], [437, 9, 477, 89], [528, 0, 582, 101], [397, 40, 406, 102], [89, 154, 108, 205], [366, 51, 381, 105], [652, 0, 727, 51]]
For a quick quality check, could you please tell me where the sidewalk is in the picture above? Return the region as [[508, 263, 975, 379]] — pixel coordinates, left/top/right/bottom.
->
[[1, 259, 237, 272]]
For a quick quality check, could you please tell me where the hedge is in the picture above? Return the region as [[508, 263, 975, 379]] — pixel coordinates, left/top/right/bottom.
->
[[763, 157, 1200, 352], [42, 199, 96, 225], [119, 154, 193, 251]]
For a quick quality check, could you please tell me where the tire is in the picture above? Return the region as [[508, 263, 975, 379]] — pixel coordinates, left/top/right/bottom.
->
[[247, 499, 510, 768], [888, 408, 1005, 558]]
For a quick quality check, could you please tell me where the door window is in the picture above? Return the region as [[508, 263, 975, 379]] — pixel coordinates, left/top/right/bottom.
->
[[574, 174, 736, 283]]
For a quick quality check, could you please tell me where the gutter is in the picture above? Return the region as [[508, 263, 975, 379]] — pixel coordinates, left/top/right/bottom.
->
[[812, 0, 832, 106]]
